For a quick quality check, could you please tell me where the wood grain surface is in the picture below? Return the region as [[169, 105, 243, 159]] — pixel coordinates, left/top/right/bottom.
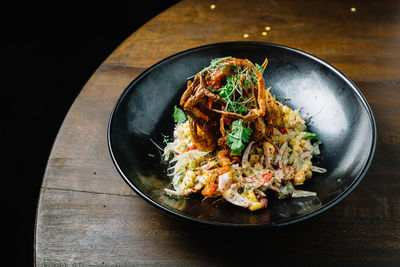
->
[[35, 0, 400, 265]]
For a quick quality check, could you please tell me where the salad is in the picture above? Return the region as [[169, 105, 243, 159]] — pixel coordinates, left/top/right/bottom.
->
[[163, 57, 326, 211]]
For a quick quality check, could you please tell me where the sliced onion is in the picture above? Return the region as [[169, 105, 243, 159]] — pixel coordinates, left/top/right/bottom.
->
[[278, 142, 287, 168], [312, 140, 322, 155], [311, 166, 327, 173], [242, 141, 255, 168], [221, 183, 252, 208], [164, 188, 187, 197], [292, 190, 317, 198], [300, 151, 312, 161]]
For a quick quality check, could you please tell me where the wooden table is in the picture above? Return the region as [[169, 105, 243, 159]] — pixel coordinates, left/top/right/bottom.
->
[[35, 0, 400, 265]]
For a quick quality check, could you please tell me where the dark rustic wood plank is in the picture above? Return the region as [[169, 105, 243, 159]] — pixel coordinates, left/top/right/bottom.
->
[[36, 188, 399, 265], [107, 0, 400, 81], [42, 65, 145, 196], [35, 80, 400, 265]]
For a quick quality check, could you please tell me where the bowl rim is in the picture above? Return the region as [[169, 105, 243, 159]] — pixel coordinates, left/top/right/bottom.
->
[[107, 41, 377, 227]]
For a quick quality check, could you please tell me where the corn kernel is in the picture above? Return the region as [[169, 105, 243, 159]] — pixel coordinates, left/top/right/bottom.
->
[[249, 154, 260, 163], [175, 142, 188, 153], [209, 161, 217, 167], [282, 105, 290, 114], [278, 136, 286, 145], [182, 177, 194, 189], [247, 190, 257, 202], [306, 170, 312, 179], [294, 170, 306, 184], [293, 144, 301, 153], [189, 160, 196, 169], [263, 141, 275, 157], [302, 162, 312, 172], [186, 170, 196, 180], [249, 202, 263, 211], [300, 140, 307, 147], [263, 141, 274, 151], [201, 172, 211, 184]]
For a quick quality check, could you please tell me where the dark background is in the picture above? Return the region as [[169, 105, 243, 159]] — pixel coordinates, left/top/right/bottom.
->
[[3, 1, 180, 264]]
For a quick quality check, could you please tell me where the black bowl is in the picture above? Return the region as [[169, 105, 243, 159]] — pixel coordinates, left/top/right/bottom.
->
[[108, 42, 376, 227]]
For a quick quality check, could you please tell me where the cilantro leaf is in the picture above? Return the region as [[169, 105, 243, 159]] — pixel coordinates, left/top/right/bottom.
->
[[173, 106, 188, 124], [226, 119, 253, 156]]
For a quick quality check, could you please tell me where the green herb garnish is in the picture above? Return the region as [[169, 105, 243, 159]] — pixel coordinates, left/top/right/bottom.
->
[[168, 195, 189, 200], [204, 56, 232, 72], [305, 132, 320, 141], [255, 63, 264, 74], [148, 153, 155, 158], [161, 133, 169, 144], [218, 75, 253, 115], [212, 197, 225, 205], [173, 105, 188, 124], [208, 87, 219, 93], [274, 96, 291, 102], [168, 195, 182, 200], [226, 119, 253, 156]]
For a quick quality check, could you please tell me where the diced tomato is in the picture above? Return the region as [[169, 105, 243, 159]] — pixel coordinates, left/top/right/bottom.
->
[[262, 173, 273, 182], [279, 127, 287, 134], [188, 145, 197, 151]]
